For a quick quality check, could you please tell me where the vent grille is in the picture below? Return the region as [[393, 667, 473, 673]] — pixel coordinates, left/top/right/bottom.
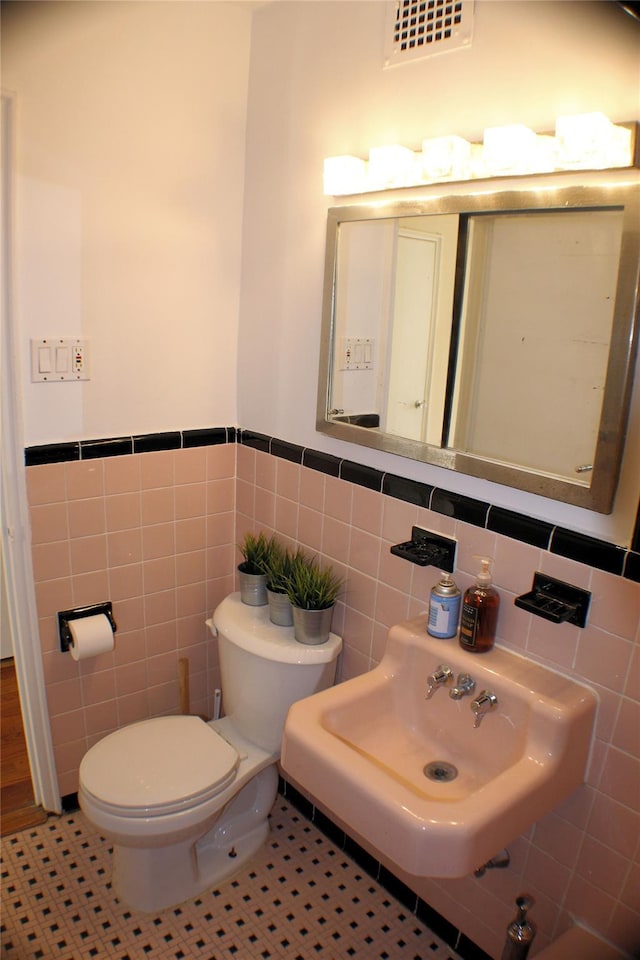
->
[[384, 0, 474, 67]]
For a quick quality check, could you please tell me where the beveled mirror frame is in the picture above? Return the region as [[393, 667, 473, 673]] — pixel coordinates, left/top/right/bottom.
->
[[317, 172, 640, 513]]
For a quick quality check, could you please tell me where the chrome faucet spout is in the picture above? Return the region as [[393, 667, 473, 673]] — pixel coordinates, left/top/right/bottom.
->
[[449, 673, 476, 700], [425, 664, 453, 699], [471, 690, 498, 727]]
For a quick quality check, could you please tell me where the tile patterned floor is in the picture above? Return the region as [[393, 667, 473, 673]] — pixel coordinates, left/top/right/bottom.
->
[[1, 798, 461, 960]]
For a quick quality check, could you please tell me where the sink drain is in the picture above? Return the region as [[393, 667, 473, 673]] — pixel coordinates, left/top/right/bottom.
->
[[423, 761, 458, 782]]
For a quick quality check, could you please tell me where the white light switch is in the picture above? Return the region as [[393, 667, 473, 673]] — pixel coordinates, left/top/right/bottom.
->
[[30, 338, 90, 382], [38, 347, 52, 373]]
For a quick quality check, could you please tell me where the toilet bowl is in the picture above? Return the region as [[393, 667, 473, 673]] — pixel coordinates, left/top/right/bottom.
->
[[78, 593, 341, 913]]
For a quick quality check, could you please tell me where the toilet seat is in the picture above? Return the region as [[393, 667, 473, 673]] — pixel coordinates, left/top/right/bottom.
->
[[80, 716, 239, 817]]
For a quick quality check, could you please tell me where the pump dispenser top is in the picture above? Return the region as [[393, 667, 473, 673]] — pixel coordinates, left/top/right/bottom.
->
[[459, 556, 499, 653]]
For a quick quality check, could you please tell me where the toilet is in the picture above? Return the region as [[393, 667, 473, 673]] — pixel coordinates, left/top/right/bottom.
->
[[78, 592, 341, 913]]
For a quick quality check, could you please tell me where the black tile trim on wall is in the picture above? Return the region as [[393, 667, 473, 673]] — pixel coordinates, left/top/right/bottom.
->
[[25, 427, 232, 466], [24, 427, 640, 583], [278, 777, 492, 960]]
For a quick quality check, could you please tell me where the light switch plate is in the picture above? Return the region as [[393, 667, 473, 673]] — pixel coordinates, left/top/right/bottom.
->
[[30, 338, 90, 382]]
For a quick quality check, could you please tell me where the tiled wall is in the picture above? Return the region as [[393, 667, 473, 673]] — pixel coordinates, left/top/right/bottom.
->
[[24, 428, 639, 957], [26, 435, 236, 797]]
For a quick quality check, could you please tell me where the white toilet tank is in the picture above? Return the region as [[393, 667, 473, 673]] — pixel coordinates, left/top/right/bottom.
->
[[212, 592, 342, 754]]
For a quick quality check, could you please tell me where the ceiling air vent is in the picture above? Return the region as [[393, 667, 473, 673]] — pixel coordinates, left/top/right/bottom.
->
[[384, 0, 474, 68]]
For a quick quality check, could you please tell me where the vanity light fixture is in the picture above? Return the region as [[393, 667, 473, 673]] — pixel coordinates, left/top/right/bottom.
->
[[323, 112, 636, 195]]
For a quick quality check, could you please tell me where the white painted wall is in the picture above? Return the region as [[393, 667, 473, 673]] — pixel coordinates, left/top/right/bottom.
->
[[239, 0, 640, 545], [3, 0, 640, 544], [2, 0, 252, 444]]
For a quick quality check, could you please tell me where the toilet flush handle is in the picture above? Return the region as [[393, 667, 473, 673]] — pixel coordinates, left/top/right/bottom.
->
[[206, 618, 218, 638]]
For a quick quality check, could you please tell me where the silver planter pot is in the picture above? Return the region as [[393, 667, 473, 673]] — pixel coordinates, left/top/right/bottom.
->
[[267, 589, 294, 626], [292, 605, 334, 645], [238, 564, 268, 606]]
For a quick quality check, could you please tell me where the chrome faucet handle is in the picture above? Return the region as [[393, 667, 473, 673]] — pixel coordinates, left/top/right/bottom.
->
[[449, 673, 476, 700], [425, 664, 454, 700], [470, 690, 498, 727]]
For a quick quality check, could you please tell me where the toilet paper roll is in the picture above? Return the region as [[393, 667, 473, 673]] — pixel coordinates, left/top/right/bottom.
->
[[68, 613, 115, 661]]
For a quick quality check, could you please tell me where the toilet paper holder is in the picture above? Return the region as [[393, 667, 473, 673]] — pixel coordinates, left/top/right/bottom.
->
[[58, 602, 117, 653]]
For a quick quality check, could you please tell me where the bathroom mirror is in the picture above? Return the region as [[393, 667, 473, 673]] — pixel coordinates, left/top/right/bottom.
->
[[317, 175, 640, 512]]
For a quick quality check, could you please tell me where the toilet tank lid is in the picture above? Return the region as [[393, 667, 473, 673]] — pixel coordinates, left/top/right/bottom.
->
[[211, 593, 342, 664]]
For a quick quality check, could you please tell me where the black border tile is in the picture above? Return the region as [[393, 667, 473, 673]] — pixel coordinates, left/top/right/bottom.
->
[[551, 527, 626, 575], [378, 866, 418, 912], [25, 442, 80, 466], [182, 428, 228, 448], [343, 836, 380, 880], [80, 437, 133, 459], [487, 506, 553, 549], [133, 431, 181, 454], [239, 430, 271, 453], [312, 808, 346, 849], [302, 449, 341, 477], [431, 488, 489, 527], [382, 472, 433, 508], [623, 551, 640, 583], [340, 459, 383, 492], [416, 897, 460, 949], [271, 439, 304, 464], [279, 779, 314, 822], [61, 792, 80, 813], [456, 932, 494, 960], [226, 426, 237, 443]]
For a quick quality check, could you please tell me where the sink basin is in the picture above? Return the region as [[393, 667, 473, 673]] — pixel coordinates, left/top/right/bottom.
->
[[281, 616, 597, 878]]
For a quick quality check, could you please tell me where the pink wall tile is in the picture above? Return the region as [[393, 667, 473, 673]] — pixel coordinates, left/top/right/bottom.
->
[[177, 517, 208, 553], [299, 466, 324, 511], [274, 495, 298, 540], [587, 792, 640, 857], [32, 541, 71, 581], [324, 476, 352, 522], [104, 455, 141, 494], [30, 502, 69, 543], [108, 528, 143, 567], [65, 460, 104, 500], [115, 660, 148, 697], [174, 446, 207, 484], [275, 459, 300, 502], [140, 450, 174, 488], [297, 506, 323, 554], [70, 534, 108, 575], [613, 697, 640, 756], [207, 477, 235, 514], [27, 461, 67, 505], [348, 527, 380, 580], [589, 569, 640, 639], [575, 627, 633, 691], [254, 450, 275, 490], [109, 563, 143, 601], [207, 443, 235, 480], [68, 498, 106, 538], [142, 487, 175, 525], [381, 495, 417, 544], [72, 570, 110, 608], [144, 556, 176, 594], [176, 482, 206, 520], [142, 522, 175, 560], [105, 492, 141, 531], [176, 549, 206, 586], [351, 486, 383, 537], [116, 691, 149, 726]]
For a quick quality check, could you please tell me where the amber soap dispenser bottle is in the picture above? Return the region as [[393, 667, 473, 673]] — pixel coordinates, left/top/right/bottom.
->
[[459, 556, 499, 653]]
